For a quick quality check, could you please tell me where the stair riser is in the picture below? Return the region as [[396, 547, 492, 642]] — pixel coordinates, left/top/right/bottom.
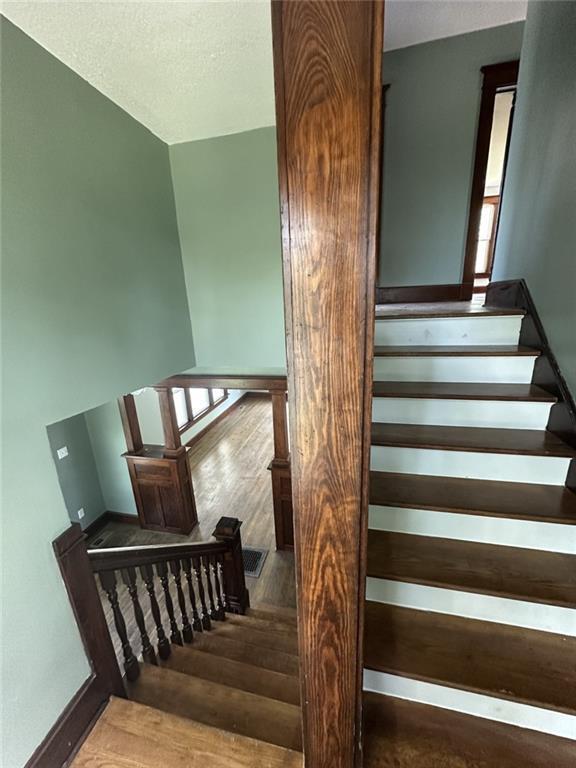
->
[[363, 670, 576, 741], [370, 446, 571, 485], [368, 505, 576, 555], [365, 578, 576, 636], [373, 356, 536, 383], [372, 398, 552, 430], [375, 316, 523, 346]]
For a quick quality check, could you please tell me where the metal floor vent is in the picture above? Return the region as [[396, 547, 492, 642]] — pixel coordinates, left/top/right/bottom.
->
[[243, 547, 268, 578]]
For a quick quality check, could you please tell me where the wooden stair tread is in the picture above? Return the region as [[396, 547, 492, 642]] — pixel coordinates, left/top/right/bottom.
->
[[192, 631, 299, 676], [367, 530, 576, 606], [71, 696, 303, 768], [163, 645, 300, 705], [211, 619, 299, 655], [226, 612, 299, 636], [363, 692, 576, 768], [249, 604, 297, 626], [374, 344, 539, 357], [371, 422, 576, 457], [364, 602, 576, 713], [372, 381, 555, 401], [369, 471, 576, 525], [375, 302, 524, 319], [127, 663, 302, 751]]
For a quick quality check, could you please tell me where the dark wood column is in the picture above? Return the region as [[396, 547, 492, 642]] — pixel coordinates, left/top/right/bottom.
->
[[272, 2, 384, 766], [269, 390, 293, 550]]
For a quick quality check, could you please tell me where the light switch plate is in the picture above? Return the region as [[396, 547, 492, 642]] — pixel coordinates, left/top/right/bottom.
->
[[57, 446, 68, 460], [77, 508, 85, 519]]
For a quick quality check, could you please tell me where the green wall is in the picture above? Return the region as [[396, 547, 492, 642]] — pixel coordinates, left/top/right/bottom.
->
[[493, 1, 576, 395], [1, 19, 194, 766], [170, 127, 286, 368], [379, 22, 524, 287], [47, 414, 106, 530]]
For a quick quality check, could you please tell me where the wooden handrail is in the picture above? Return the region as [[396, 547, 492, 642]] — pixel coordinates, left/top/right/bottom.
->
[[157, 372, 288, 391], [88, 539, 228, 572]]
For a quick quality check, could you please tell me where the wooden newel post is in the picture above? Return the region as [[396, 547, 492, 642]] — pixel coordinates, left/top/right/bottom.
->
[[212, 517, 250, 614], [269, 389, 294, 550]]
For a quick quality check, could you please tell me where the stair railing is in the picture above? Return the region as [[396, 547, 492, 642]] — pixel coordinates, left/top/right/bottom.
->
[[86, 516, 249, 682]]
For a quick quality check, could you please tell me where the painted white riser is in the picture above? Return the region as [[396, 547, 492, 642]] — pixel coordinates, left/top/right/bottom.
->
[[368, 505, 576, 556], [370, 445, 570, 485], [363, 670, 576, 741], [372, 397, 552, 430], [374, 315, 523, 346], [373, 355, 536, 383], [365, 578, 576, 637]]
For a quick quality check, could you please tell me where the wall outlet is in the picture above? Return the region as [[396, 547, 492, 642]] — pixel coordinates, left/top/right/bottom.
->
[[77, 508, 85, 520], [57, 446, 69, 460]]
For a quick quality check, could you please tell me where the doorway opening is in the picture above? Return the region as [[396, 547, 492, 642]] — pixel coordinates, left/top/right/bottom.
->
[[462, 60, 519, 301]]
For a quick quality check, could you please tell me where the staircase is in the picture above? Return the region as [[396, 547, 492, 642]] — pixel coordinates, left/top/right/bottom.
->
[[72, 605, 302, 767], [363, 301, 576, 765]]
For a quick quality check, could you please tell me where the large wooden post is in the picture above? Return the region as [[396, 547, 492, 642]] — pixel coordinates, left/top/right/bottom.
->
[[269, 389, 294, 550], [272, 2, 383, 766]]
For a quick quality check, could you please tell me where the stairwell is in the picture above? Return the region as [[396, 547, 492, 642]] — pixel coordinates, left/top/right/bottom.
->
[[363, 301, 576, 765], [71, 605, 302, 767]]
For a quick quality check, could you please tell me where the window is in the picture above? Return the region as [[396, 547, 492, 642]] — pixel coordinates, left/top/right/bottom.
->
[[473, 196, 499, 293], [171, 387, 228, 433]]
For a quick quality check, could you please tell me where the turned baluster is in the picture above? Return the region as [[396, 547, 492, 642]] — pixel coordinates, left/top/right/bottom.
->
[[156, 560, 183, 645], [211, 554, 226, 620], [99, 570, 140, 681], [140, 563, 171, 660], [122, 567, 157, 665], [170, 560, 193, 643], [192, 555, 211, 630], [182, 557, 203, 632], [202, 554, 219, 621]]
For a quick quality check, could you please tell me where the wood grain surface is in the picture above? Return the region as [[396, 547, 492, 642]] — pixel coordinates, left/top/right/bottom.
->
[[272, 1, 383, 765]]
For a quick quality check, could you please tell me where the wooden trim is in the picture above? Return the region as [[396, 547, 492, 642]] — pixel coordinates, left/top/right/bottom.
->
[[117, 394, 143, 454], [24, 675, 107, 768], [53, 524, 125, 698], [272, 2, 383, 765], [154, 386, 182, 454], [461, 60, 519, 300], [158, 373, 287, 391], [486, 280, 576, 484], [376, 283, 463, 304], [178, 387, 229, 434], [185, 392, 248, 448]]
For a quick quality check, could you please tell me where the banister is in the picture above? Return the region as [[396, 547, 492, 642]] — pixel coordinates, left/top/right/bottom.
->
[[88, 539, 228, 573]]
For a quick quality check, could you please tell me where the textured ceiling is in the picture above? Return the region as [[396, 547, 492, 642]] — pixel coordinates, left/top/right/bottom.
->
[[2, 1, 528, 145], [1, 0, 276, 145], [384, 0, 527, 51]]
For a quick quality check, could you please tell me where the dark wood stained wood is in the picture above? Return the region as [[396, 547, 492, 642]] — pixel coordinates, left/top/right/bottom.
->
[[53, 524, 125, 697], [24, 676, 107, 768], [374, 344, 539, 357], [71, 697, 303, 768], [270, 390, 294, 550], [162, 645, 300, 705], [364, 602, 576, 713], [367, 530, 576, 606], [192, 632, 299, 677], [461, 61, 519, 300], [487, 279, 576, 452], [118, 394, 143, 454], [371, 422, 576, 457], [375, 284, 463, 304], [363, 692, 576, 768], [372, 381, 555, 401], [159, 372, 288, 392], [128, 664, 303, 752], [272, 2, 383, 765], [375, 301, 524, 319], [369, 471, 576, 525], [83, 510, 139, 540], [154, 386, 182, 454]]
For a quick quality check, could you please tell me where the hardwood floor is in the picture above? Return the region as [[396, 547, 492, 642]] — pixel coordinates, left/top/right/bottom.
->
[[87, 395, 296, 666]]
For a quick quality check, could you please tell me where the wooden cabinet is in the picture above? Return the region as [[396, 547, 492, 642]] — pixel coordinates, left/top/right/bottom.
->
[[124, 446, 197, 534]]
